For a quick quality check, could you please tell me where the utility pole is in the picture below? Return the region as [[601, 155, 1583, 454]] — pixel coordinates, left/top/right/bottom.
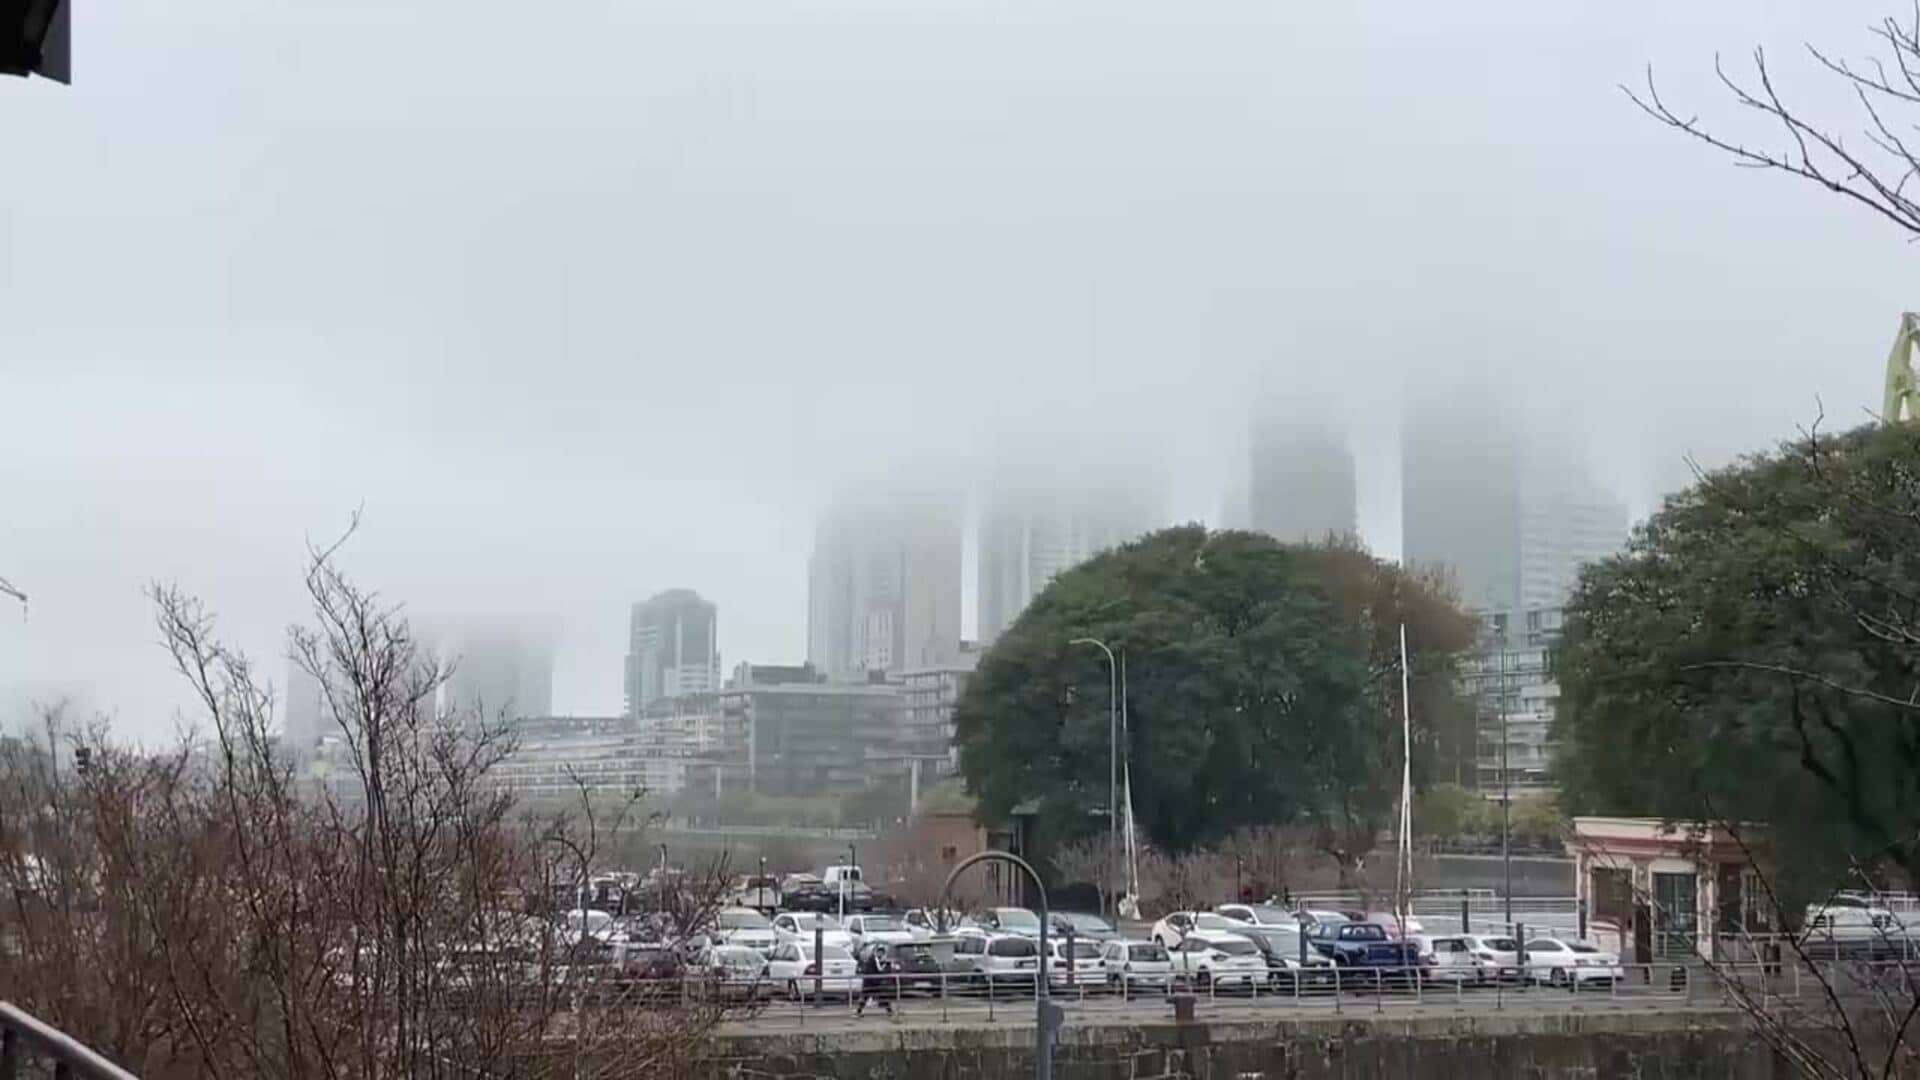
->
[[1069, 638, 1118, 920]]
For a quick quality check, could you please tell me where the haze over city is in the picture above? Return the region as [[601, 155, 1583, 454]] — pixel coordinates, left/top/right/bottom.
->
[[3, 0, 1912, 741]]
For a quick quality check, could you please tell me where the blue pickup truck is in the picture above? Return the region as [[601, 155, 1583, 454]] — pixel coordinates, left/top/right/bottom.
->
[[1306, 921, 1423, 987]]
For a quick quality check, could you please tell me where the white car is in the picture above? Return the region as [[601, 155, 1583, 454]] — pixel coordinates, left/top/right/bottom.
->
[[1411, 934, 1490, 984], [843, 912, 917, 948], [766, 940, 861, 999], [1524, 938, 1626, 987], [1151, 911, 1245, 949], [1460, 934, 1525, 982], [1166, 931, 1267, 990], [771, 911, 853, 950], [1100, 938, 1174, 992], [711, 907, 778, 954], [975, 907, 1044, 938], [1043, 937, 1105, 990], [1297, 909, 1351, 931], [903, 908, 965, 938], [1216, 903, 1299, 928], [975, 933, 1044, 991]]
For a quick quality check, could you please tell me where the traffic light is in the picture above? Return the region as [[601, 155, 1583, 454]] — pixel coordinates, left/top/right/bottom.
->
[[1, 0, 70, 83]]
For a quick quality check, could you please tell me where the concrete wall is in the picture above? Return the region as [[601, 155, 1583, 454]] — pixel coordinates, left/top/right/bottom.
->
[[702, 1010, 1798, 1080]]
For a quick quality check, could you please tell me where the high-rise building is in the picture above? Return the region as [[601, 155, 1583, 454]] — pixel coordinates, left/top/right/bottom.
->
[[1402, 409, 1625, 612], [1462, 606, 1564, 796], [977, 491, 1159, 645], [1245, 416, 1357, 544], [624, 589, 719, 716], [807, 494, 963, 678], [442, 630, 553, 723]]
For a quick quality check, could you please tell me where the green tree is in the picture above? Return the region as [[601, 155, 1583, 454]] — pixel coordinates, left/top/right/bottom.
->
[[1556, 421, 1920, 904], [952, 526, 1474, 873]]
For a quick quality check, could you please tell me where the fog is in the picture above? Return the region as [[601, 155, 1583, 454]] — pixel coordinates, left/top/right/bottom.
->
[[2, 0, 1912, 740]]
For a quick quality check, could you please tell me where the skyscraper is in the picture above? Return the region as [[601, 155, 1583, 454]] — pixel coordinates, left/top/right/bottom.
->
[[442, 630, 553, 723], [807, 492, 962, 678], [1245, 410, 1357, 544], [625, 589, 719, 716], [1402, 405, 1626, 613], [977, 487, 1161, 644]]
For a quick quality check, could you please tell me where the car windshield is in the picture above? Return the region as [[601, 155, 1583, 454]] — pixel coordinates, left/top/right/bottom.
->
[[989, 937, 1038, 957], [1244, 905, 1289, 923], [994, 909, 1040, 930], [1130, 944, 1169, 961], [1340, 925, 1387, 941], [1568, 943, 1599, 953], [1526, 940, 1564, 951], [717, 910, 770, 930], [1212, 939, 1259, 957], [788, 913, 839, 930], [1056, 940, 1101, 959], [860, 916, 905, 932], [1192, 914, 1235, 931], [1482, 937, 1517, 952]]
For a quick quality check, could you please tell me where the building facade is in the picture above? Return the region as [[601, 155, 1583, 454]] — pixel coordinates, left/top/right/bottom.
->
[[625, 589, 720, 716], [1402, 410, 1626, 613], [485, 708, 749, 802], [1245, 411, 1357, 544], [1461, 606, 1563, 796], [977, 495, 1157, 645], [807, 495, 963, 678], [442, 631, 552, 724], [897, 648, 981, 787], [719, 680, 908, 797]]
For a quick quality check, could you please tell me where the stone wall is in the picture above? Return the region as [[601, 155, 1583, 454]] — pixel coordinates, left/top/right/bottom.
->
[[701, 1009, 1798, 1080]]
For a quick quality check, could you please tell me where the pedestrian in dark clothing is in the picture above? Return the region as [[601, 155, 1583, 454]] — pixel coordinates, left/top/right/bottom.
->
[[856, 942, 897, 1016]]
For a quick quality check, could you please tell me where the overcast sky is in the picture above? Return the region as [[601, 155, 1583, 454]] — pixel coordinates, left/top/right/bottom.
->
[[3, 0, 1914, 741]]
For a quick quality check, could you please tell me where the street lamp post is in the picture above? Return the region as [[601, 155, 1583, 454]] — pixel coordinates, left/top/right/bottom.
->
[[1069, 638, 1118, 919], [942, 851, 1058, 1080]]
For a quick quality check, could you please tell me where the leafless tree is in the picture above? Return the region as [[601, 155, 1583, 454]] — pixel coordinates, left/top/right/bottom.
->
[[0, 533, 737, 1078], [1627, 5, 1920, 240]]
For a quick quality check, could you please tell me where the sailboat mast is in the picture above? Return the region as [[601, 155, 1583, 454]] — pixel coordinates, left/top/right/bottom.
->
[[1396, 623, 1415, 932]]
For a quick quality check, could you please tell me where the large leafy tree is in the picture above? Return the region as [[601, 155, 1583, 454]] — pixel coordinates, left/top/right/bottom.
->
[[952, 526, 1474, 867], [1556, 421, 1920, 902]]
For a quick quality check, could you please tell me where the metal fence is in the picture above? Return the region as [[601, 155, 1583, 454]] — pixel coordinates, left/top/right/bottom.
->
[[656, 955, 1920, 1029]]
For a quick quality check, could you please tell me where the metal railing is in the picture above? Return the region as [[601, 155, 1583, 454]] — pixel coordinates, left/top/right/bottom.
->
[[0, 1002, 140, 1080], [631, 955, 1920, 1027]]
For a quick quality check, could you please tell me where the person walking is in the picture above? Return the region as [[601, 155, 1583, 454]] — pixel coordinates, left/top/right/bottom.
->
[[855, 941, 897, 1017]]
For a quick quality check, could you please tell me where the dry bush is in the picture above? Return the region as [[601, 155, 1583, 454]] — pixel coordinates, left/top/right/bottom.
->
[[0, 533, 734, 1078]]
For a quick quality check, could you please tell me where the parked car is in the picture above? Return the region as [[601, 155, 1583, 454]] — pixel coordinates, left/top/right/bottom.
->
[[1296, 909, 1351, 931], [1100, 939, 1174, 993], [1150, 911, 1245, 949], [728, 875, 782, 911], [1166, 932, 1267, 990], [766, 940, 860, 999], [843, 912, 917, 948], [772, 911, 853, 949], [1217, 903, 1299, 929], [949, 928, 992, 990], [1050, 911, 1121, 943], [1459, 934, 1525, 983], [904, 907, 966, 938], [1411, 934, 1490, 984], [711, 907, 778, 954], [1364, 912, 1425, 938], [1306, 921, 1423, 985], [1043, 937, 1105, 990], [686, 944, 770, 1001], [1524, 938, 1625, 988], [876, 939, 956, 994], [780, 874, 833, 912], [975, 933, 1044, 992], [976, 907, 1045, 938], [614, 940, 686, 998], [1234, 924, 1337, 989]]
